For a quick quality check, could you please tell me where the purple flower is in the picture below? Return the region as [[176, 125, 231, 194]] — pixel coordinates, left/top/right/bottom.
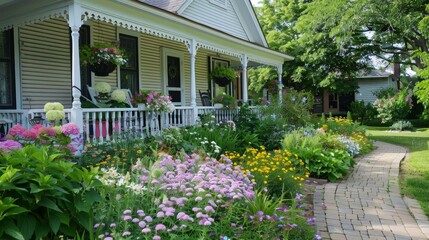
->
[[204, 206, 215, 213], [138, 221, 147, 228], [155, 224, 166, 231], [153, 236, 161, 240], [142, 228, 151, 233], [156, 211, 165, 218], [144, 216, 153, 222], [122, 215, 132, 221], [122, 231, 131, 236], [0, 140, 22, 153], [123, 209, 132, 214]]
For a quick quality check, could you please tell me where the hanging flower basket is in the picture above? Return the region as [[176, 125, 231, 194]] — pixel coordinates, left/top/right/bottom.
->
[[214, 77, 231, 87], [210, 66, 236, 87], [80, 42, 127, 77], [89, 62, 117, 76]]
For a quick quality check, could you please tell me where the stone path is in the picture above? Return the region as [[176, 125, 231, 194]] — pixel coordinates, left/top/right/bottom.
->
[[313, 141, 429, 240]]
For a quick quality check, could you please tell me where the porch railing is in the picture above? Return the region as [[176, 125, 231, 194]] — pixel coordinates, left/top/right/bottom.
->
[[0, 106, 261, 144]]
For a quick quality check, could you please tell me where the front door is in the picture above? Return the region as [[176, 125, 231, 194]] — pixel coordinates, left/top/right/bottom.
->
[[163, 49, 184, 105]]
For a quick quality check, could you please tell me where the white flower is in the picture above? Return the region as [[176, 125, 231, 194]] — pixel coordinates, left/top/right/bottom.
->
[[111, 89, 127, 103], [94, 82, 112, 94]]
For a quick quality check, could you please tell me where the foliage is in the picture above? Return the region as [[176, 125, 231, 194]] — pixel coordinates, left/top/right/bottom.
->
[[256, 0, 364, 93], [265, 89, 314, 127], [212, 93, 237, 109], [209, 66, 236, 85], [415, 79, 429, 119], [80, 42, 127, 66], [350, 100, 377, 124], [248, 67, 279, 97], [226, 146, 307, 199], [282, 128, 362, 181], [132, 90, 175, 112], [0, 145, 102, 240], [372, 87, 397, 99], [390, 120, 414, 131], [180, 115, 259, 157], [373, 88, 413, 123], [78, 136, 149, 169]]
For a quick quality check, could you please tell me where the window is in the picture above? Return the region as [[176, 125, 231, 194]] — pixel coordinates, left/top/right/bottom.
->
[[0, 29, 15, 109], [120, 34, 139, 94], [79, 25, 91, 99]]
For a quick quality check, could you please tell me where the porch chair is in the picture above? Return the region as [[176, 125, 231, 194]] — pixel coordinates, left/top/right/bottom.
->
[[199, 90, 211, 106]]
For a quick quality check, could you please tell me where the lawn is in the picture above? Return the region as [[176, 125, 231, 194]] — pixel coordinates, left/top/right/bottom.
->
[[366, 127, 429, 216]]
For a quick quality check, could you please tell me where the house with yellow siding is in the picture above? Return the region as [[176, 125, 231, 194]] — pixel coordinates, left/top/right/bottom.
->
[[0, 0, 293, 142]]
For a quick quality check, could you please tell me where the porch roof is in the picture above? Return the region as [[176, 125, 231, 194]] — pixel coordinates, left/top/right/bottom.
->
[[0, 0, 293, 66]]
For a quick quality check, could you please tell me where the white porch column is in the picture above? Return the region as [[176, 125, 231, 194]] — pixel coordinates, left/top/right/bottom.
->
[[277, 64, 283, 104], [241, 54, 248, 103], [187, 39, 198, 124], [68, 4, 83, 132]]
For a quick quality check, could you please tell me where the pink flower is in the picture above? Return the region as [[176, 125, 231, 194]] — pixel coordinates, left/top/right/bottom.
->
[[8, 124, 26, 137], [156, 211, 165, 218], [153, 236, 161, 240], [61, 123, 80, 135], [144, 216, 153, 222], [22, 129, 39, 140], [155, 224, 166, 231]]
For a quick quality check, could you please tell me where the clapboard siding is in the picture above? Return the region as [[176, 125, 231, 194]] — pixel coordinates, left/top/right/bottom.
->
[[355, 78, 389, 104], [182, 0, 248, 41], [20, 18, 72, 109], [91, 21, 118, 88]]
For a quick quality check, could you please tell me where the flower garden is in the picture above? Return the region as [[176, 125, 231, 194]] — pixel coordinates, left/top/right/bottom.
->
[[0, 92, 374, 240]]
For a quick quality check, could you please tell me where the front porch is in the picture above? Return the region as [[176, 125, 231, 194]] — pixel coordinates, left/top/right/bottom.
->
[[0, 105, 259, 144]]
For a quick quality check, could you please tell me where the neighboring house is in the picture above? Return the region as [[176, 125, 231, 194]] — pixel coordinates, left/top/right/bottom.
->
[[0, 0, 292, 140], [312, 70, 398, 114], [355, 70, 398, 104]]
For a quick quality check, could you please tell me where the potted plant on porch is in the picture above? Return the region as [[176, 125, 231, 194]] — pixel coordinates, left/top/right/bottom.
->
[[80, 42, 128, 76], [210, 66, 236, 87]]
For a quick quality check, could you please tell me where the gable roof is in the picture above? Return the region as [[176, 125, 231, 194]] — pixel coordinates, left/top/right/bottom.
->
[[139, 0, 268, 47], [140, 0, 186, 13], [357, 70, 393, 79]]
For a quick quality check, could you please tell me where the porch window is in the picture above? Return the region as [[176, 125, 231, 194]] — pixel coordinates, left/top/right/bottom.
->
[[0, 29, 16, 109], [329, 93, 338, 109], [120, 34, 139, 94], [79, 25, 91, 99]]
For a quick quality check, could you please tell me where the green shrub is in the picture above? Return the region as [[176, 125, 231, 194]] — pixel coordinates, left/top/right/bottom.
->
[[296, 148, 354, 182], [350, 100, 377, 124], [0, 146, 102, 239], [390, 120, 414, 131]]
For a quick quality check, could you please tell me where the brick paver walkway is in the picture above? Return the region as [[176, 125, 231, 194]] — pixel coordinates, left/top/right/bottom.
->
[[314, 141, 429, 240]]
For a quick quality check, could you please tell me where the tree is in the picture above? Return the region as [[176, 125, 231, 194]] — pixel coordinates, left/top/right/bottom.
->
[[414, 4, 429, 118], [256, 0, 367, 94]]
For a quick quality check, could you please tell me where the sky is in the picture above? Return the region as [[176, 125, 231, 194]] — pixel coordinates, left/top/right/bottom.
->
[[250, 0, 262, 7]]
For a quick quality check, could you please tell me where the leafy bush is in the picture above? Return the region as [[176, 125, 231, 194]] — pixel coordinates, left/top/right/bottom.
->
[[267, 89, 314, 127], [390, 120, 414, 131], [295, 148, 355, 182], [373, 87, 413, 123], [350, 100, 377, 124], [372, 87, 397, 99], [0, 146, 101, 239]]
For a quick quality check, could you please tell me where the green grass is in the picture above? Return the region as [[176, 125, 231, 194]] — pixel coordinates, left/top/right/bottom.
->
[[366, 127, 429, 216]]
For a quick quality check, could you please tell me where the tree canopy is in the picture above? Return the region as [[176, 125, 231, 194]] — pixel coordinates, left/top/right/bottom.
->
[[254, 0, 429, 95]]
